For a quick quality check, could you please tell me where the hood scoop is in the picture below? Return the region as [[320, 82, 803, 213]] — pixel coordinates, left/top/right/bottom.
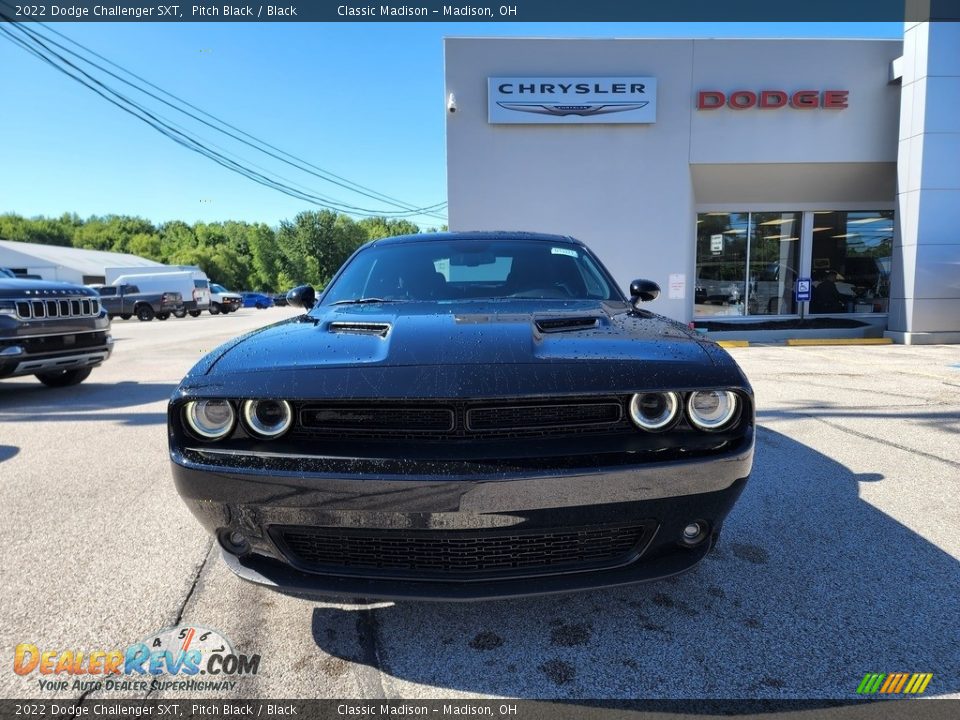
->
[[535, 316, 599, 333], [327, 321, 392, 338]]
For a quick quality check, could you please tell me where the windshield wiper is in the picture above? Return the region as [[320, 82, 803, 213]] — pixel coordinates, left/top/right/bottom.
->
[[330, 297, 400, 305]]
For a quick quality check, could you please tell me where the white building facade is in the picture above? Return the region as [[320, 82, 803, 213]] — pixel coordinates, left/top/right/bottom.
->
[[444, 25, 960, 343]]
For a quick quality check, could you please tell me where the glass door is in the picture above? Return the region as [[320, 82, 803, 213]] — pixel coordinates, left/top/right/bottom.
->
[[696, 211, 801, 318], [746, 211, 802, 316], [695, 213, 749, 317]]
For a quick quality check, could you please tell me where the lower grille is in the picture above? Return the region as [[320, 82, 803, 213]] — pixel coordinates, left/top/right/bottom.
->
[[274, 523, 652, 580], [3, 331, 108, 355]]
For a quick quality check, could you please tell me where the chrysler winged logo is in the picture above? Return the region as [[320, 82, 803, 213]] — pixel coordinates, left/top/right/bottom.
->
[[489, 77, 657, 124], [496, 101, 650, 117]]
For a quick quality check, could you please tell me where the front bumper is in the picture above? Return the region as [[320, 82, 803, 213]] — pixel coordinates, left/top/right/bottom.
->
[[0, 332, 113, 379], [171, 439, 752, 601]]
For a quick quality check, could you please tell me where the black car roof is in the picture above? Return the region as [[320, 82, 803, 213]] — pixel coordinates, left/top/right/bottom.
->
[[369, 231, 582, 247]]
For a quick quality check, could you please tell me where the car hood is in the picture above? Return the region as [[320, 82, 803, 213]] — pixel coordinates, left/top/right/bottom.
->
[[205, 300, 714, 373], [0, 278, 98, 298]]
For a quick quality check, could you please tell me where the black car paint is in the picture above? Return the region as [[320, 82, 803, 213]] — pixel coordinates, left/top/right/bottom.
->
[[169, 232, 755, 600]]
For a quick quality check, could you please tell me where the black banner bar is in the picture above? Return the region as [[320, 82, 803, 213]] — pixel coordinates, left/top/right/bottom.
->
[[1, 0, 960, 23], [2, 700, 960, 720]]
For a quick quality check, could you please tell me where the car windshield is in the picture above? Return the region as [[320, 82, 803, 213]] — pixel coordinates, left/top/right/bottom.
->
[[211, 284, 227, 293], [321, 239, 621, 305]]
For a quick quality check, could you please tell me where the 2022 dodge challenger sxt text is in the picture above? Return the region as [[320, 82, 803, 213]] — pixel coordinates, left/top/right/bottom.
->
[[168, 232, 754, 601]]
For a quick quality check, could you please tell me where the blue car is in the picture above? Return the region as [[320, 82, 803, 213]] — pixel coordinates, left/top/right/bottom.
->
[[240, 292, 274, 309]]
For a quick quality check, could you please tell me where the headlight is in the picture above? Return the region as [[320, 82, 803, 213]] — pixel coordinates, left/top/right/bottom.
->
[[184, 399, 236, 440], [0, 300, 17, 316], [241, 399, 293, 439], [686, 390, 739, 431], [628, 392, 680, 431]]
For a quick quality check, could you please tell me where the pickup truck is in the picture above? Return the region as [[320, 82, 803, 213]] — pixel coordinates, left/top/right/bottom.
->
[[0, 275, 114, 387], [91, 283, 184, 322]]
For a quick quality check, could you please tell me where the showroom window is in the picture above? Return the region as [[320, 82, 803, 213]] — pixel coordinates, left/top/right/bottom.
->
[[809, 211, 893, 314], [696, 210, 892, 318], [695, 211, 800, 317]]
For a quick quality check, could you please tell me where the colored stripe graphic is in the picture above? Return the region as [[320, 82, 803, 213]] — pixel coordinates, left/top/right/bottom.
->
[[905, 673, 933, 694], [893, 673, 909, 693], [857, 673, 932, 694]]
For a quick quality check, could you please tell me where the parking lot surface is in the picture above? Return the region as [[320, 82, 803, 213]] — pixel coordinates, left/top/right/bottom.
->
[[1, 310, 958, 700]]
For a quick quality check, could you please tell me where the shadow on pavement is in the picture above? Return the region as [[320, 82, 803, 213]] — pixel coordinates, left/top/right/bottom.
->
[[0, 381, 176, 425], [307, 426, 959, 700], [0, 445, 19, 464]]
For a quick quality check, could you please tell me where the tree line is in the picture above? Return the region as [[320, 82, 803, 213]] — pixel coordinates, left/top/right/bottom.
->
[[0, 211, 434, 291]]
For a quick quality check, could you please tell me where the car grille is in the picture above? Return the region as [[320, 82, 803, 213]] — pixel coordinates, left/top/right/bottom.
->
[[13, 297, 100, 320], [466, 402, 621, 431], [1, 331, 109, 355], [273, 523, 653, 579], [300, 405, 455, 433], [295, 398, 630, 440]]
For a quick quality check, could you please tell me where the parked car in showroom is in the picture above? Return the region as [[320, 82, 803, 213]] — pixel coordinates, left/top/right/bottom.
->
[[1, 274, 113, 386], [168, 232, 754, 601], [240, 291, 274, 309], [209, 284, 243, 315]]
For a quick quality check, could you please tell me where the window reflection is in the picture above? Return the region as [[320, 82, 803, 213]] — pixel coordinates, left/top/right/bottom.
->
[[810, 211, 893, 314], [695, 213, 748, 316], [696, 210, 893, 318], [747, 212, 801, 316]]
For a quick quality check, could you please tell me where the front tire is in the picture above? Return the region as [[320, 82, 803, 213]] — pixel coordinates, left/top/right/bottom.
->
[[36, 367, 93, 387], [173, 309, 187, 319], [120, 314, 132, 320], [188, 310, 201, 318], [209, 303, 221, 315], [136, 305, 155, 322], [156, 312, 169, 321]]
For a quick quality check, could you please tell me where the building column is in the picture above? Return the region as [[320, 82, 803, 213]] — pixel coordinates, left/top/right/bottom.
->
[[887, 20, 960, 344]]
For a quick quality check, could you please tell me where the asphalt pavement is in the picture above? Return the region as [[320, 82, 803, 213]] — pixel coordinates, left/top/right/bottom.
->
[[1, 309, 958, 700]]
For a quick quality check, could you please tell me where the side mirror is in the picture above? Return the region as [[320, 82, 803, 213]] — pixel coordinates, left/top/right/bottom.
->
[[286, 285, 316, 310], [629, 278, 661, 306]]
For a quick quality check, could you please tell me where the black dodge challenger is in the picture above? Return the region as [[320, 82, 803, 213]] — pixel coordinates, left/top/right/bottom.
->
[[169, 232, 754, 600]]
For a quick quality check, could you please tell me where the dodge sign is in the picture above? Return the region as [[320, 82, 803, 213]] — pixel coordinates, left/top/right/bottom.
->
[[488, 77, 657, 124]]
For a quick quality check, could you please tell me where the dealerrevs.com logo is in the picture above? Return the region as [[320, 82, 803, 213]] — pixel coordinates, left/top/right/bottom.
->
[[13, 625, 261, 693]]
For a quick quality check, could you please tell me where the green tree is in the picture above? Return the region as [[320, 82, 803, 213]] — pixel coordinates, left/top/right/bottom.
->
[[275, 210, 368, 289], [357, 217, 420, 241]]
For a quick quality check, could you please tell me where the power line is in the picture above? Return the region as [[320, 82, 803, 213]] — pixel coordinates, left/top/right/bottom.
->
[[27, 17, 445, 218], [0, 14, 447, 221]]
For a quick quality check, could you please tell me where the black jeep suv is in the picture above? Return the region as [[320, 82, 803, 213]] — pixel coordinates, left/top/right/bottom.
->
[[0, 272, 114, 387]]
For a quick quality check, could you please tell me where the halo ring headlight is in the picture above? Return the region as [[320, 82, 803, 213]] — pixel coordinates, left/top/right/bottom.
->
[[629, 392, 680, 431], [184, 399, 236, 440], [686, 390, 739, 431], [242, 399, 293, 439]]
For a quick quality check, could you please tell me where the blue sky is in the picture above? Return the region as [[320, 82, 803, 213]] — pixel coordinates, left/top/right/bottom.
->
[[0, 22, 900, 230]]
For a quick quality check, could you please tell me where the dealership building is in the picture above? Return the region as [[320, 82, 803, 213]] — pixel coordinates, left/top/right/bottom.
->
[[444, 23, 960, 343]]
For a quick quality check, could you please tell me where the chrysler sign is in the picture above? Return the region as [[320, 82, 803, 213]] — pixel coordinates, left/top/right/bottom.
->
[[488, 77, 657, 124]]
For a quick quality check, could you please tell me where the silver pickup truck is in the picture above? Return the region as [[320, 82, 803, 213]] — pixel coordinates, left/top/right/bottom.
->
[[92, 283, 184, 322]]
